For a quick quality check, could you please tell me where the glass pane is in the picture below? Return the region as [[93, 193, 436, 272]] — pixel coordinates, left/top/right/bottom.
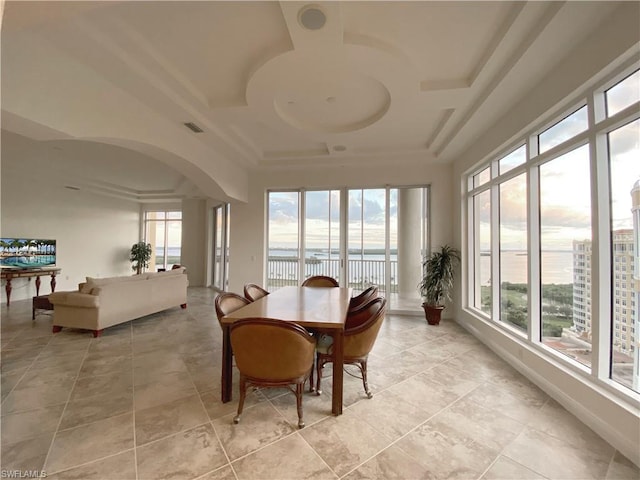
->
[[146, 221, 165, 271], [609, 119, 640, 393], [348, 189, 386, 291], [539, 106, 588, 154], [540, 145, 592, 367], [304, 190, 340, 282], [213, 206, 223, 289], [500, 174, 528, 332], [499, 145, 526, 174], [473, 167, 491, 188], [167, 211, 182, 220], [225, 204, 230, 291], [166, 220, 181, 268], [606, 70, 640, 118], [146, 211, 165, 220], [474, 190, 491, 314], [267, 192, 299, 289], [389, 189, 398, 298]]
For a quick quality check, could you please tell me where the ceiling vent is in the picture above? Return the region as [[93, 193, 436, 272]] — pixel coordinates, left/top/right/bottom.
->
[[184, 122, 204, 133], [299, 5, 326, 30]]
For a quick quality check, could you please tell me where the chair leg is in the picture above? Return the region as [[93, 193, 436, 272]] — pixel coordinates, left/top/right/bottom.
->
[[308, 359, 315, 392], [296, 382, 305, 428], [358, 359, 373, 399], [234, 377, 247, 424], [315, 355, 324, 395]]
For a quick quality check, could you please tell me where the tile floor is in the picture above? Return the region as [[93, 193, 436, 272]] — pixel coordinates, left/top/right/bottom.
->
[[1, 287, 638, 480]]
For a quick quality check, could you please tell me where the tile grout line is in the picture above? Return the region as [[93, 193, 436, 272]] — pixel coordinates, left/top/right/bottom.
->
[[335, 347, 488, 478], [187, 323, 240, 480], [40, 334, 93, 477], [130, 322, 139, 480], [0, 324, 57, 410]]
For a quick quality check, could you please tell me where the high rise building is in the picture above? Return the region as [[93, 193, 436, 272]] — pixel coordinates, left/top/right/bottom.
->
[[572, 239, 592, 340], [631, 179, 640, 391], [572, 180, 640, 391]]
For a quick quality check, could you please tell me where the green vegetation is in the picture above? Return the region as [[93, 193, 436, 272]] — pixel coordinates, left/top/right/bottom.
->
[[481, 283, 574, 337]]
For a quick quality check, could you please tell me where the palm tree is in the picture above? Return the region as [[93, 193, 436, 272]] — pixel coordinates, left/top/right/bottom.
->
[[27, 239, 37, 255], [10, 239, 23, 255]]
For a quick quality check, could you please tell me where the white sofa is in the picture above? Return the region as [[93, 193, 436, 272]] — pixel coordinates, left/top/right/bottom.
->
[[48, 267, 188, 337]]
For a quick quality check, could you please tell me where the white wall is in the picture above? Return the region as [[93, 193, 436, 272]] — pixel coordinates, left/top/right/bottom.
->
[[451, 4, 640, 466], [227, 161, 454, 297], [1, 135, 141, 303], [181, 198, 208, 286]]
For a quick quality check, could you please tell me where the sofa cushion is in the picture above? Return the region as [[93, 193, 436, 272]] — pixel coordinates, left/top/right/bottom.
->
[[143, 267, 185, 280]]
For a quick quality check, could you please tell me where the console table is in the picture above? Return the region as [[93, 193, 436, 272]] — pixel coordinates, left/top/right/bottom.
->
[[1, 267, 61, 306]]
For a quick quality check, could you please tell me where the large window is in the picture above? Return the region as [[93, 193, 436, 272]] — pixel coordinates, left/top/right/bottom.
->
[[539, 145, 592, 365], [267, 186, 429, 310], [499, 171, 528, 332], [267, 191, 300, 288], [608, 118, 640, 391], [466, 66, 640, 396], [144, 210, 182, 271]]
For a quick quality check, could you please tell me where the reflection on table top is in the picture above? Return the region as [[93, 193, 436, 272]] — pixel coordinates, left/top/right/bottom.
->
[[221, 286, 351, 329]]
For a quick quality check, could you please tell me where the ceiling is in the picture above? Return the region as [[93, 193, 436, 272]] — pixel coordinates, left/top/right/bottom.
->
[[0, 1, 624, 202]]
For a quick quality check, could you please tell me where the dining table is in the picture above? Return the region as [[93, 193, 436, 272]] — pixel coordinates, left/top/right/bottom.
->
[[220, 285, 352, 415]]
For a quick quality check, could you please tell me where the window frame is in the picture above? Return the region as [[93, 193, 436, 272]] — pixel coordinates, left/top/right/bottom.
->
[[463, 60, 640, 402]]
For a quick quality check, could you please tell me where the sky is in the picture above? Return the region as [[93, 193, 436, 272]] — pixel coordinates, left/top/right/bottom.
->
[[269, 189, 409, 250]]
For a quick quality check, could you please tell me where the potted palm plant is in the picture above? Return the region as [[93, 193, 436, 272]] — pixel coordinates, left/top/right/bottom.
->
[[418, 244, 461, 325], [130, 241, 152, 274]]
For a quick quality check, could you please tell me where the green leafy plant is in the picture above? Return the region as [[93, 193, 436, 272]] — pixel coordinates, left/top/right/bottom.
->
[[130, 241, 152, 274], [418, 245, 461, 306]]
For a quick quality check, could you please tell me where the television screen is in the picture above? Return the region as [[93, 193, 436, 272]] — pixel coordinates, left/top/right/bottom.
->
[[0, 238, 56, 269]]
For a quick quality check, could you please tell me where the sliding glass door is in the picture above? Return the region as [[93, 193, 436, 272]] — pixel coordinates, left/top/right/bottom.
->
[[347, 187, 428, 310], [212, 203, 230, 291], [267, 186, 429, 312]]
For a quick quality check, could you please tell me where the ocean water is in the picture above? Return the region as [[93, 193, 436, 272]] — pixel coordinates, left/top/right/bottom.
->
[[480, 250, 574, 285], [268, 249, 575, 285]]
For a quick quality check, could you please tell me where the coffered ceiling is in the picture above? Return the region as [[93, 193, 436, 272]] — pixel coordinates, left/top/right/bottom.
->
[[0, 1, 626, 202]]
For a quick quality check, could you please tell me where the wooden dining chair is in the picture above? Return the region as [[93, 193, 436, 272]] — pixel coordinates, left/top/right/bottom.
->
[[230, 318, 316, 428], [349, 285, 379, 312], [315, 297, 387, 398], [243, 283, 269, 302], [301, 275, 339, 287], [215, 292, 250, 326]]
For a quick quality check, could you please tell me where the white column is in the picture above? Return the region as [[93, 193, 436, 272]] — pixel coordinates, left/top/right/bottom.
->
[[397, 188, 423, 299]]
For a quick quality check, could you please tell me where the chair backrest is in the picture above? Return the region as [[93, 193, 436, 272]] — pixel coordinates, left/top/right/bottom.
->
[[301, 275, 339, 287], [230, 318, 316, 381], [243, 283, 269, 302], [215, 292, 250, 324], [344, 297, 387, 358], [349, 285, 379, 312]]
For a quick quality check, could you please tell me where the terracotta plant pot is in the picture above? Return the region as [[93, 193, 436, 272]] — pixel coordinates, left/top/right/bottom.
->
[[422, 303, 445, 325]]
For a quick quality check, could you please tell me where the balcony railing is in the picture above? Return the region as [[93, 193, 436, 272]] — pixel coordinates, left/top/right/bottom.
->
[[267, 257, 398, 293]]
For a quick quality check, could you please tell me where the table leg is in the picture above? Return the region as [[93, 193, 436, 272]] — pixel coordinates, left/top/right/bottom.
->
[[221, 324, 233, 403], [35, 276, 41, 296], [332, 328, 344, 415], [50, 272, 57, 292]]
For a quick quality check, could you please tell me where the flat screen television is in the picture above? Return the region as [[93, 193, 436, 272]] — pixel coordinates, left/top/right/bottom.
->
[[0, 238, 56, 269]]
